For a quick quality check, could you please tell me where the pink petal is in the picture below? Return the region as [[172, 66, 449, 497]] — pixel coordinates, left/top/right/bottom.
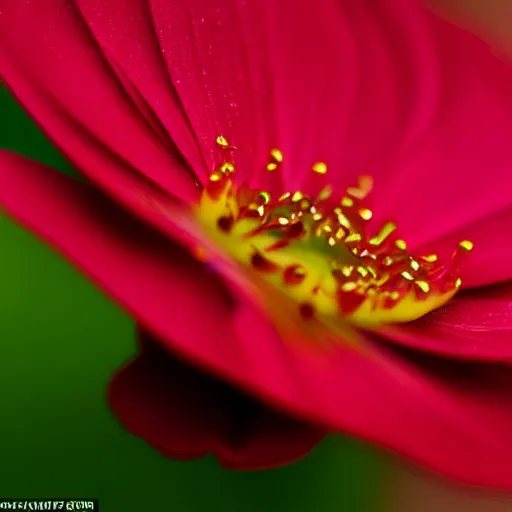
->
[[110, 328, 325, 469], [367, 11, 512, 266], [4, 155, 512, 487], [149, 0, 512, 269], [0, 0, 199, 204], [380, 283, 512, 361], [414, 205, 512, 289], [4, 1, 512, 284], [72, 0, 208, 178]]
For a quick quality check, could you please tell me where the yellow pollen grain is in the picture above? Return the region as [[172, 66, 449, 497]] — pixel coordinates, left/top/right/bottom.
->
[[395, 239, 407, 251], [291, 191, 304, 202], [209, 171, 224, 182], [422, 254, 438, 263], [335, 228, 345, 239], [270, 148, 284, 163], [216, 135, 230, 147], [278, 217, 290, 226], [256, 205, 265, 216], [401, 271, 414, 281], [347, 176, 373, 199], [383, 256, 395, 266], [328, 237, 337, 247], [415, 280, 430, 293], [337, 214, 351, 229], [459, 240, 474, 252], [345, 233, 362, 243], [341, 265, 354, 277], [341, 282, 358, 292], [279, 192, 291, 201], [267, 162, 278, 172], [357, 266, 369, 277], [369, 222, 397, 246], [410, 259, 420, 271], [312, 213, 323, 221], [341, 197, 354, 208], [390, 291, 400, 301], [219, 162, 235, 174], [367, 267, 378, 278], [455, 277, 463, 288], [318, 185, 333, 201], [312, 162, 327, 174], [359, 208, 373, 220], [259, 191, 271, 204]]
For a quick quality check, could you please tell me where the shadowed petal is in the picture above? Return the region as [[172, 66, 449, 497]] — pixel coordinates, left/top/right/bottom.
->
[[379, 283, 512, 361], [0, 0, 199, 205], [110, 328, 326, 469]]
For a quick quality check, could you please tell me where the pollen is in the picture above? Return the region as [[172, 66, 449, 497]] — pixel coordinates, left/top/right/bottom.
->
[[216, 135, 230, 147], [195, 139, 473, 331], [270, 148, 284, 163], [312, 162, 328, 174]]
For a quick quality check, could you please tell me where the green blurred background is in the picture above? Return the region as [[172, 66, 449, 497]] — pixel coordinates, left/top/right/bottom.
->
[[0, 87, 383, 511]]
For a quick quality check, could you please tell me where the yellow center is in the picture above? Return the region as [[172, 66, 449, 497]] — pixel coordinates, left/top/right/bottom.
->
[[194, 138, 472, 335]]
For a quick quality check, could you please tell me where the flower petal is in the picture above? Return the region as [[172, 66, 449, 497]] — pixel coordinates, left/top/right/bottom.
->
[[72, 0, 208, 177], [380, 283, 512, 361], [369, 11, 512, 261], [416, 206, 512, 289], [0, 0, 199, 204], [4, 0, 512, 284], [110, 327, 325, 469], [0, 152, 237, 346], [4, 155, 512, 488], [148, 0, 429, 192]]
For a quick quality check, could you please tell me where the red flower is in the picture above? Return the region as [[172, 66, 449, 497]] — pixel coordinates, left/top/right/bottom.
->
[[2, 0, 512, 487]]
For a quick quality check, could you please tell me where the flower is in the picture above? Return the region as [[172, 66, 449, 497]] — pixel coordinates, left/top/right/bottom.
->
[[1, 0, 512, 488]]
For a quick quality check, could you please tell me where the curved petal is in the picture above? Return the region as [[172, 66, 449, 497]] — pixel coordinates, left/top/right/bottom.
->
[[149, 0, 512, 270], [379, 283, 512, 361], [4, 0, 512, 285], [368, 10, 512, 268], [414, 205, 512, 289], [5, 155, 512, 488], [148, 0, 444, 193], [72, 0, 208, 177], [0, 0, 199, 205], [110, 328, 325, 469]]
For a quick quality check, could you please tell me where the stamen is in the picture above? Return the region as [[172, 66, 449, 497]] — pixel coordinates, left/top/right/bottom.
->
[[312, 162, 328, 174], [270, 148, 284, 163], [196, 139, 473, 330]]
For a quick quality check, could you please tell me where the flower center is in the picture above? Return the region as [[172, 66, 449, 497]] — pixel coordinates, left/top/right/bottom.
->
[[194, 137, 472, 331]]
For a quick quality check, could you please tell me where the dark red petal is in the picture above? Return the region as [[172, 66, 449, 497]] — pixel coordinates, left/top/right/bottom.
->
[[5, 156, 512, 487], [109, 328, 325, 469], [380, 283, 512, 361], [72, 0, 208, 178], [0, 0, 199, 205]]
